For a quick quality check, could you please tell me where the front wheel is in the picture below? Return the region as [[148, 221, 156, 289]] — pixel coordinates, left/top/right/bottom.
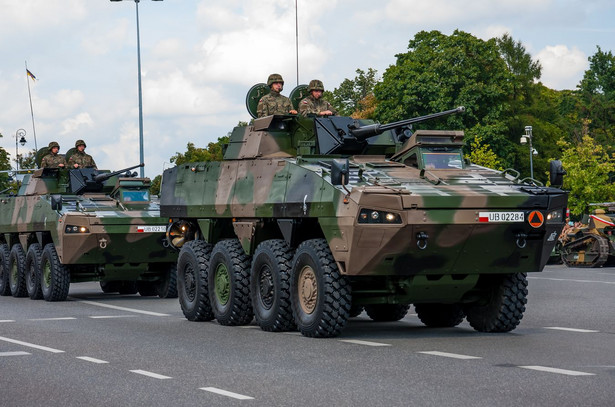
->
[[9, 244, 28, 298], [0, 244, 11, 296], [291, 239, 351, 338], [25, 244, 43, 300], [463, 273, 528, 333], [40, 244, 70, 302], [177, 240, 214, 321]]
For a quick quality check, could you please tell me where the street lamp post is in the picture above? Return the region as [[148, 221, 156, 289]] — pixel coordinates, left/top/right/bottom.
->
[[520, 125, 535, 179], [15, 129, 27, 171], [110, 0, 163, 178]]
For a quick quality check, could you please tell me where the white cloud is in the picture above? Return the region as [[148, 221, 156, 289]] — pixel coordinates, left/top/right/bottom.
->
[[61, 112, 94, 136], [536, 45, 588, 90]]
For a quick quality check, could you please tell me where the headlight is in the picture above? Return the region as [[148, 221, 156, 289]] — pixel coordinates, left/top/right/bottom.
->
[[358, 209, 402, 224], [546, 209, 564, 224], [65, 225, 90, 233]]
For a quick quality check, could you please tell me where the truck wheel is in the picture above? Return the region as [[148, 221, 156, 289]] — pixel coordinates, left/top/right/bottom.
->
[[25, 244, 43, 300], [463, 273, 528, 333], [291, 239, 351, 338], [136, 281, 158, 296], [364, 304, 410, 322], [156, 264, 178, 299], [40, 244, 70, 302], [415, 303, 465, 327], [250, 239, 295, 332], [0, 244, 10, 296], [117, 281, 138, 295], [100, 281, 120, 293], [9, 244, 28, 297], [177, 240, 214, 321], [209, 239, 253, 326], [349, 305, 364, 318]]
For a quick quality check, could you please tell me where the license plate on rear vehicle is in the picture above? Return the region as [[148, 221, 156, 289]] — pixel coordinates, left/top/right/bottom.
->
[[136, 226, 166, 233], [478, 212, 524, 223]]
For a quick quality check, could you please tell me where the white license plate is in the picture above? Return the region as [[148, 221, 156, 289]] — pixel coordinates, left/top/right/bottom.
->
[[136, 225, 166, 233], [478, 212, 524, 223]]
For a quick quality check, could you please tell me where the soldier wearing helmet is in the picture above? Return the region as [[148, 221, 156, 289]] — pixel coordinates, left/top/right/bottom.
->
[[68, 139, 97, 169], [299, 79, 337, 117], [256, 73, 298, 117], [40, 141, 67, 168]]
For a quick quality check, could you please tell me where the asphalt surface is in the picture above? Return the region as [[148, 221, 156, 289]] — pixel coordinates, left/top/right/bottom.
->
[[1, 264, 614, 406]]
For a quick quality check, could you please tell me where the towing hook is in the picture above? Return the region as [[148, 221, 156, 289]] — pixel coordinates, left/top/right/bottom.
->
[[516, 233, 528, 249], [416, 232, 429, 250]]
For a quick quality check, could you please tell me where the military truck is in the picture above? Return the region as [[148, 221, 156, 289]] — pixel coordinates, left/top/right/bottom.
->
[[160, 94, 568, 338], [0, 159, 177, 302]]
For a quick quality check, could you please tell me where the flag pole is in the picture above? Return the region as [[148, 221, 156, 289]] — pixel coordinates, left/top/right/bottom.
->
[[25, 61, 38, 151], [295, 0, 299, 86]]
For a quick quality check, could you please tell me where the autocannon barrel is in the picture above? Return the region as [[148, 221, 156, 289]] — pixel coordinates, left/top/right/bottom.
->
[[93, 163, 144, 183], [348, 106, 465, 141]]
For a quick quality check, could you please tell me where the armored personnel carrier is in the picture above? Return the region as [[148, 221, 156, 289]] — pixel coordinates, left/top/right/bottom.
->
[[160, 92, 568, 338], [0, 158, 177, 302]]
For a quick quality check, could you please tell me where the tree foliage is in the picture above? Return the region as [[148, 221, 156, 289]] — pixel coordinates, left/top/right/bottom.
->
[[468, 136, 502, 170], [325, 68, 379, 117], [169, 136, 229, 165]]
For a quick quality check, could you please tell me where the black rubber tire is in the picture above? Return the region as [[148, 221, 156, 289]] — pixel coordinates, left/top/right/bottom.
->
[[250, 239, 296, 332], [177, 240, 214, 321], [415, 303, 465, 327], [25, 243, 44, 300], [136, 281, 158, 296], [0, 243, 11, 296], [209, 239, 253, 326], [100, 281, 120, 293], [9, 244, 28, 297], [117, 281, 138, 295], [364, 304, 410, 322], [40, 244, 70, 302], [464, 273, 528, 333], [348, 305, 364, 318], [156, 264, 178, 299], [291, 239, 351, 338]]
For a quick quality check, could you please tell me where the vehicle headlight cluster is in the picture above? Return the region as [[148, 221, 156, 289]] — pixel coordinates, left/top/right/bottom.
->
[[65, 225, 89, 234], [358, 209, 402, 224], [546, 209, 564, 224]]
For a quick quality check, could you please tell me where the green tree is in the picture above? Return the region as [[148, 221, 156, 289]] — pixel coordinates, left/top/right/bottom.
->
[[170, 136, 229, 165], [558, 135, 615, 215], [325, 68, 379, 116], [468, 136, 502, 170], [496, 33, 542, 102], [150, 174, 161, 196], [0, 132, 12, 191]]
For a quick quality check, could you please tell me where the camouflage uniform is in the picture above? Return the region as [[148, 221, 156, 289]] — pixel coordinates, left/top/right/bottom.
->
[[41, 142, 66, 168], [299, 95, 338, 116], [68, 151, 97, 168], [256, 90, 294, 117]]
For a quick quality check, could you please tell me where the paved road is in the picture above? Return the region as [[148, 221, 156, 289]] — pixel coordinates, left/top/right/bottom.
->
[[1, 265, 613, 406]]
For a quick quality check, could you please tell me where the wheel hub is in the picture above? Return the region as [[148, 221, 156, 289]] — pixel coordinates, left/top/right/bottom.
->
[[258, 265, 274, 310], [184, 265, 196, 301], [43, 263, 51, 287], [298, 265, 317, 314], [214, 263, 230, 305]]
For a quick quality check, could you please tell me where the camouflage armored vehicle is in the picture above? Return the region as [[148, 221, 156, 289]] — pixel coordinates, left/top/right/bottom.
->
[[160, 94, 568, 338], [0, 158, 178, 302], [560, 203, 615, 267]]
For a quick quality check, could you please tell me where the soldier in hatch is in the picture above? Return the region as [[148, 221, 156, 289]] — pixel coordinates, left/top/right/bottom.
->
[[256, 73, 298, 117], [299, 79, 337, 117], [68, 139, 97, 169], [40, 141, 66, 168]]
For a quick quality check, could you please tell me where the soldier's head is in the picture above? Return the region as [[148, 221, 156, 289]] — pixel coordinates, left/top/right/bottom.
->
[[308, 79, 325, 99], [48, 141, 60, 154], [267, 73, 284, 92], [75, 139, 86, 152]]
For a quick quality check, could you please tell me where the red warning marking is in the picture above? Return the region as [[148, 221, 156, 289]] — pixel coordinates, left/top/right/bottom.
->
[[528, 211, 544, 228]]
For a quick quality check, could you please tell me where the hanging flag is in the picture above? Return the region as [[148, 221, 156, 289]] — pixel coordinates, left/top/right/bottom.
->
[[26, 69, 37, 81]]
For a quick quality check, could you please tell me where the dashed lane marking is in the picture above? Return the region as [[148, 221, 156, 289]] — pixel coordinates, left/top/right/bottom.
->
[[28, 317, 77, 321], [544, 327, 600, 333], [339, 339, 391, 347], [239, 325, 260, 329], [528, 276, 615, 285], [519, 366, 595, 376], [77, 356, 109, 364], [418, 351, 482, 360], [0, 320, 15, 323], [88, 315, 138, 319], [0, 335, 64, 353], [200, 387, 254, 400], [0, 351, 31, 357], [130, 370, 172, 379], [73, 299, 170, 316]]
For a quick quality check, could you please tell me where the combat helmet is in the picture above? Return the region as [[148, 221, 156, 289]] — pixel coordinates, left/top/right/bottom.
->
[[308, 79, 324, 92], [267, 73, 284, 87], [75, 139, 86, 148], [48, 141, 60, 150]]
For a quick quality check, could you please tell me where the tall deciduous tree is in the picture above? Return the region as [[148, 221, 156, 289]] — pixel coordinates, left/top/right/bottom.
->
[[324, 68, 379, 117]]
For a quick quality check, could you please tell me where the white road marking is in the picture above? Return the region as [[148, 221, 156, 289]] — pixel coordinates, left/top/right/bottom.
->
[[544, 327, 600, 333], [0, 336, 64, 353], [282, 332, 302, 336], [339, 339, 391, 347], [238, 325, 260, 329], [528, 276, 615, 285], [200, 387, 254, 400], [0, 351, 31, 357], [73, 300, 170, 316], [77, 356, 109, 364], [28, 317, 77, 321], [88, 315, 138, 319], [519, 365, 595, 376], [418, 351, 482, 360], [0, 320, 15, 323], [130, 370, 172, 379]]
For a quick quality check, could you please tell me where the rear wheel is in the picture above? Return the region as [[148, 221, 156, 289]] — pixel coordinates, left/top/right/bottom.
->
[[0, 244, 10, 296], [25, 244, 43, 300], [156, 264, 178, 299], [250, 239, 295, 332], [209, 239, 253, 326], [40, 244, 70, 302], [100, 281, 120, 293], [291, 239, 351, 338], [117, 281, 137, 295], [9, 244, 28, 297], [136, 281, 158, 296], [415, 303, 465, 327], [364, 304, 410, 322], [464, 273, 528, 333], [177, 240, 214, 321], [348, 305, 364, 318]]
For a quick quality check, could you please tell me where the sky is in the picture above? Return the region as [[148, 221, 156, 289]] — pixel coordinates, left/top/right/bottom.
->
[[0, 0, 613, 177]]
